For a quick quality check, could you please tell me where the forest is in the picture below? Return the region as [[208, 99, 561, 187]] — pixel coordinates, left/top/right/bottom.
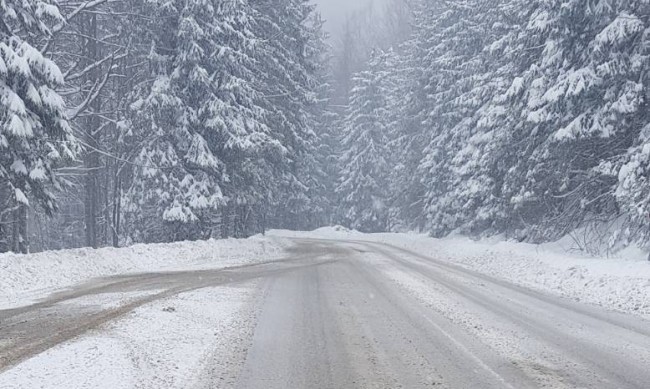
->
[[1, 0, 649, 254]]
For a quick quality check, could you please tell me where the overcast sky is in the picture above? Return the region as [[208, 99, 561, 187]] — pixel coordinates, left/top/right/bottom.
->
[[314, 0, 383, 38]]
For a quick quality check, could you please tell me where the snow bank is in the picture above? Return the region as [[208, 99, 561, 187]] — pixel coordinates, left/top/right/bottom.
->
[[0, 236, 288, 309], [270, 228, 650, 319]]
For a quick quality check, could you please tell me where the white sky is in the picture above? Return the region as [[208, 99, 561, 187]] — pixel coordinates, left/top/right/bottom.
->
[[314, 0, 384, 38]]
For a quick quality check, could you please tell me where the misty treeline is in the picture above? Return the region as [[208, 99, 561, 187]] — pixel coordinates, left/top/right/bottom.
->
[[1, 0, 649, 255], [336, 0, 650, 253]]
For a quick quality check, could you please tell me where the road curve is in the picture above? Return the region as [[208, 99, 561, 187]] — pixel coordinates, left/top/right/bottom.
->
[[236, 238, 650, 389], [1, 238, 650, 388]]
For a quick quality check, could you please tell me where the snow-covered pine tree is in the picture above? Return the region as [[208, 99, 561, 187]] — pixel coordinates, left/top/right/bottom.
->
[[560, 1, 649, 248], [293, 11, 338, 229], [581, 1, 649, 248], [337, 50, 394, 232], [498, 0, 648, 245], [249, 0, 319, 231], [409, 0, 494, 236], [125, 0, 278, 242], [43, 0, 133, 249], [0, 0, 76, 253], [451, 0, 537, 239], [332, 0, 648, 250], [386, 2, 442, 232], [430, 0, 533, 237], [3, 0, 145, 250], [373, 47, 409, 230]]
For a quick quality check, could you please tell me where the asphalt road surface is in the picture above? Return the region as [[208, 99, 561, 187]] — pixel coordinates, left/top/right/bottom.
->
[[1, 238, 650, 388]]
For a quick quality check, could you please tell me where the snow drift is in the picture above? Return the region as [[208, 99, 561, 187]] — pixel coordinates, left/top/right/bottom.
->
[[0, 236, 288, 309]]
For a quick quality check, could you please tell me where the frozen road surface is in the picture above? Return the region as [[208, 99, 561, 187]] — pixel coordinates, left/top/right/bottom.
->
[[1, 238, 650, 388]]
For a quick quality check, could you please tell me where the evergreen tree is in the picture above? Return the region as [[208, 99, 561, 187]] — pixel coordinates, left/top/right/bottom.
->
[[295, 12, 338, 229], [496, 0, 649, 244], [431, 0, 532, 237], [407, 0, 493, 235], [0, 0, 76, 252], [337, 50, 394, 232], [124, 0, 281, 241], [122, 0, 329, 241]]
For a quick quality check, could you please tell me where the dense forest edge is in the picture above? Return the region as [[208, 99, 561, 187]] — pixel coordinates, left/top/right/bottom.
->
[[1, 0, 649, 256]]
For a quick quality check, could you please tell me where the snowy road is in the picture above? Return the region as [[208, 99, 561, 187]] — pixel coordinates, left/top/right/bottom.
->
[[1, 238, 650, 388]]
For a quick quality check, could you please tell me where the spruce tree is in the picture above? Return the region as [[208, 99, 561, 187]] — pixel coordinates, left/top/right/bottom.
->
[[337, 50, 394, 232], [0, 0, 76, 252]]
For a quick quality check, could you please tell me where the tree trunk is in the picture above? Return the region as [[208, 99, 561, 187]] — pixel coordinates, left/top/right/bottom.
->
[[83, 13, 102, 249], [260, 204, 267, 236], [221, 207, 230, 239], [0, 221, 5, 253], [17, 205, 28, 254], [112, 177, 121, 248], [33, 207, 45, 252], [0, 183, 9, 253], [11, 208, 19, 253]]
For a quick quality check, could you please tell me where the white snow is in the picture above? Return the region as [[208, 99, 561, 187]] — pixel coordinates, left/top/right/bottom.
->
[[0, 56, 7, 75], [595, 13, 644, 47], [506, 77, 524, 98], [0, 227, 648, 387], [13, 188, 29, 205], [10, 159, 27, 175], [0, 235, 288, 309], [186, 133, 220, 169], [0, 336, 135, 389], [270, 228, 650, 319], [7, 227, 643, 319], [0, 284, 259, 389]]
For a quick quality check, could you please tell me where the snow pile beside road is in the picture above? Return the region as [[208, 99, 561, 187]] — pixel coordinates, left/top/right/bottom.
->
[[375, 234, 650, 319], [271, 225, 363, 240], [271, 228, 650, 319], [0, 236, 288, 309]]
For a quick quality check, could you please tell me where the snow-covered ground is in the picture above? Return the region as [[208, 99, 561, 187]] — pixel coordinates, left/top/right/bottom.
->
[[0, 284, 260, 389], [1, 228, 649, 388], [0, 236, 288, 309], [270, 228, 650, 319], [3, 228, 648, 318]]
